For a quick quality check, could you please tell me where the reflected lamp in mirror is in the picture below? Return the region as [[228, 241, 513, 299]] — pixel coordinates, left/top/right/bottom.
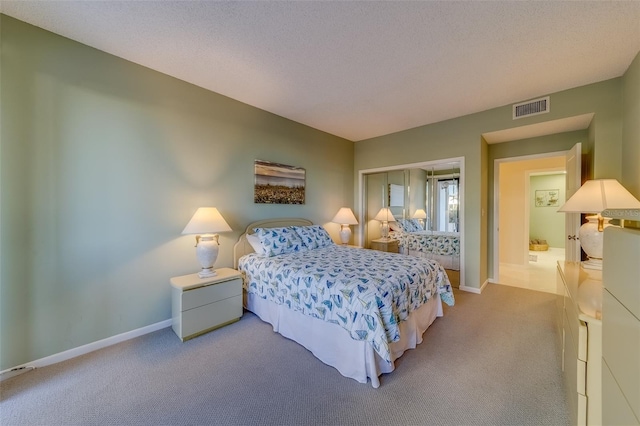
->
[[413, 209, 427, 229], [331, 207, 358, 245], [182, 207, 232, 278], [558, 179, 640, 270], [374, 207, 396, 240]]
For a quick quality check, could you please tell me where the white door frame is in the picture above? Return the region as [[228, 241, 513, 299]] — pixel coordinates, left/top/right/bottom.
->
[[492, 150, 568, 283]]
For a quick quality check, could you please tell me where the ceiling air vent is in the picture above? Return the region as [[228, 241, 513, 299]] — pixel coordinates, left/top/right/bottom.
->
[[512, 96, 550, 120]]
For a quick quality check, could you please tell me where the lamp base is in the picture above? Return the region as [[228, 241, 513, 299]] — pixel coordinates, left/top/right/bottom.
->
[[339, 225, 351, 245], [578, 215, 611, 272], [198, 268, 218, 278], [195, 234, 220, 278]]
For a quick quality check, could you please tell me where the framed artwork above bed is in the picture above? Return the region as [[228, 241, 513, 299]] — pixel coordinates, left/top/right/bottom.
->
[[254, 160, 305, 204]]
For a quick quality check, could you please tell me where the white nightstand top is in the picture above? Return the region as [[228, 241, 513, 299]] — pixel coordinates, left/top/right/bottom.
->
[[170, 267, 242, 291]]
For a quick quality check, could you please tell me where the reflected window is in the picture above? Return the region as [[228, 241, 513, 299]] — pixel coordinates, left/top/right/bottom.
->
[[437, 178, 459, 232]]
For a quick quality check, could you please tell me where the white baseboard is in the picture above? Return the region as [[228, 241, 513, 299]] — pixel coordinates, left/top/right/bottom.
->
[[0, 319, 172, 382], [459, 279, 489, 294]]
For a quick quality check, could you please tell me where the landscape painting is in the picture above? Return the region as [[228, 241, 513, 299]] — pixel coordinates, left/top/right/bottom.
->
[[254, 160, 305, 204]]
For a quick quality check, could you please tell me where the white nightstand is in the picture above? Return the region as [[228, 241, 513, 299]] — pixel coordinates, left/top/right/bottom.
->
[[170, 267, 243, 341], [370, 238, 399, 253]]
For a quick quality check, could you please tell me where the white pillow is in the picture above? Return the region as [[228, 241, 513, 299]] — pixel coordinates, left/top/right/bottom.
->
[[246, 233, 266, 255]]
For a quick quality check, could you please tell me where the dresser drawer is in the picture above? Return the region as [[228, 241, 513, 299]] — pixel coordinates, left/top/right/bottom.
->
[[564, 305, 580, 362], [603, 290, 640, 420], [181, 278, 241, 311], [603, 361, 640, 425], [604, 228, 640, 319]]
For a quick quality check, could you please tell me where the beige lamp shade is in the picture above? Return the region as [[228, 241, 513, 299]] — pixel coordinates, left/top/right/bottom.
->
[[182, 207, 232, 235], [374, 207, 396, 222], [182, 207, 231, 278], [412, 209, 427, 219], [331, 207, 358, 225], [557, 179, 640, 213]]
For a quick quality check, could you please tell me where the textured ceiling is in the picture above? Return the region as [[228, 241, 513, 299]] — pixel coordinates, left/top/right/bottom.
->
[[2, 1, 639, 142]]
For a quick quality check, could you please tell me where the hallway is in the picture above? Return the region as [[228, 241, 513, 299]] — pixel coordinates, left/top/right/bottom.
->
[[498, 247, 564, 294]]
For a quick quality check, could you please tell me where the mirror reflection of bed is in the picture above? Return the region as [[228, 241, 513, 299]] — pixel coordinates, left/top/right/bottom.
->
[[361, 159, 463, 288]]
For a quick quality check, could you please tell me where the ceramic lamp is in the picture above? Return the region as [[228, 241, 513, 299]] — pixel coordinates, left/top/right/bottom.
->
[[374, 207, 396, 240], [331, 207, 358, 245], [182, 207, 232, 278]]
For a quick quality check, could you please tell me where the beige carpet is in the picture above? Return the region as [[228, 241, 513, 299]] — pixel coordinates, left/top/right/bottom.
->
[[1, 284, 569, 426]]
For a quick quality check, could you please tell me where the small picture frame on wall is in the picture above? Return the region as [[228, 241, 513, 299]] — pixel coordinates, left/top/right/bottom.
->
[[535, 189, 559, 207], [254, 160, 305, 204]]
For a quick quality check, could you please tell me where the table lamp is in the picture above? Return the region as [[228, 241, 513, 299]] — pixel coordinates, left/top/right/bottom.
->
[[413, 209, 427, 229], [331, 207, 359, 245], [182, 207, 232, 278], [558, 179, 640, 270], [374, 207, 396, 240]]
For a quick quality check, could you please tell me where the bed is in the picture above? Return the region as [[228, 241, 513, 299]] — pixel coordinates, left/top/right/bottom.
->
[[233, 218, 455, 387], [390, 219, 460, 270]]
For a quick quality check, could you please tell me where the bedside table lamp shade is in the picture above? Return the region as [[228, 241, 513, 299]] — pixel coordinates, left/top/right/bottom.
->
[[413, 208, 427, 229], [332, 207, 358, 244], [374, 207, 396, 240], [182, 207, 232, 278], [558, 179, 640, 270]]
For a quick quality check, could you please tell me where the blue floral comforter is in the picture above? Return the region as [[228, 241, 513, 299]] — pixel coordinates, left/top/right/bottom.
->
[[239, 245, 454, 363]]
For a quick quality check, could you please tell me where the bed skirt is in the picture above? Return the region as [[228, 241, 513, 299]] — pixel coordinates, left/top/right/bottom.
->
[[245, 292, 443, 388]]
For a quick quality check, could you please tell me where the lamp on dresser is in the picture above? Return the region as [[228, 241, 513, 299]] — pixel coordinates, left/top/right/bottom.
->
[[558, 179, 640, 270], [374, 207, 396, 240], [182, 207, 232, 278], [331, 207, 359, 245]]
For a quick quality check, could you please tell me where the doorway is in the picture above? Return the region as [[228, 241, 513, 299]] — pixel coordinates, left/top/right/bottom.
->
[[494, 153, 567, 294]]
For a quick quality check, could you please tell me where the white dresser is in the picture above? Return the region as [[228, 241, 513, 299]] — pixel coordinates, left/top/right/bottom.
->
[[557, 261, 603, 426], [602, 227, 640, 425]]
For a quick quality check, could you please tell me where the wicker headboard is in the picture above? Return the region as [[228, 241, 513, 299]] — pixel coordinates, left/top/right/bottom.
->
[[233, 218, 313, 268]]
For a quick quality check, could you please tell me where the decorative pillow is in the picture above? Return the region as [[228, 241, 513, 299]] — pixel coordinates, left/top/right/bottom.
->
[[292, 225, 334, 250], [410, 219, 423, 231], [246, 233, 266, 255], [396, 219, 411, 232], [253, 227, 306, 257]]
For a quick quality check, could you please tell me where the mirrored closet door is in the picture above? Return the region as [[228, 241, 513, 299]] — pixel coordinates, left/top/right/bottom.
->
[[359, 158, 464, 287]]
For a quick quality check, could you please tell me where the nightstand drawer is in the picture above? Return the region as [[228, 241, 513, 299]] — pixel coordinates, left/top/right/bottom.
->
[[181, 278, 241, 311], [370, 239, 399, 253], [181, 295, 242, 339]]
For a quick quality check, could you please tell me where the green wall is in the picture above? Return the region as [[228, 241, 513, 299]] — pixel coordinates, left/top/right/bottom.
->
[[0, 16, 353, 370], [622, 51, 640, 198], [530, 174, 566, 248], [355, 77, 625, 289]]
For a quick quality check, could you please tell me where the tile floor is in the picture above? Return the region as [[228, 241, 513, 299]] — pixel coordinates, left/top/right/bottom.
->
[[498, 247, 564, 294]]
